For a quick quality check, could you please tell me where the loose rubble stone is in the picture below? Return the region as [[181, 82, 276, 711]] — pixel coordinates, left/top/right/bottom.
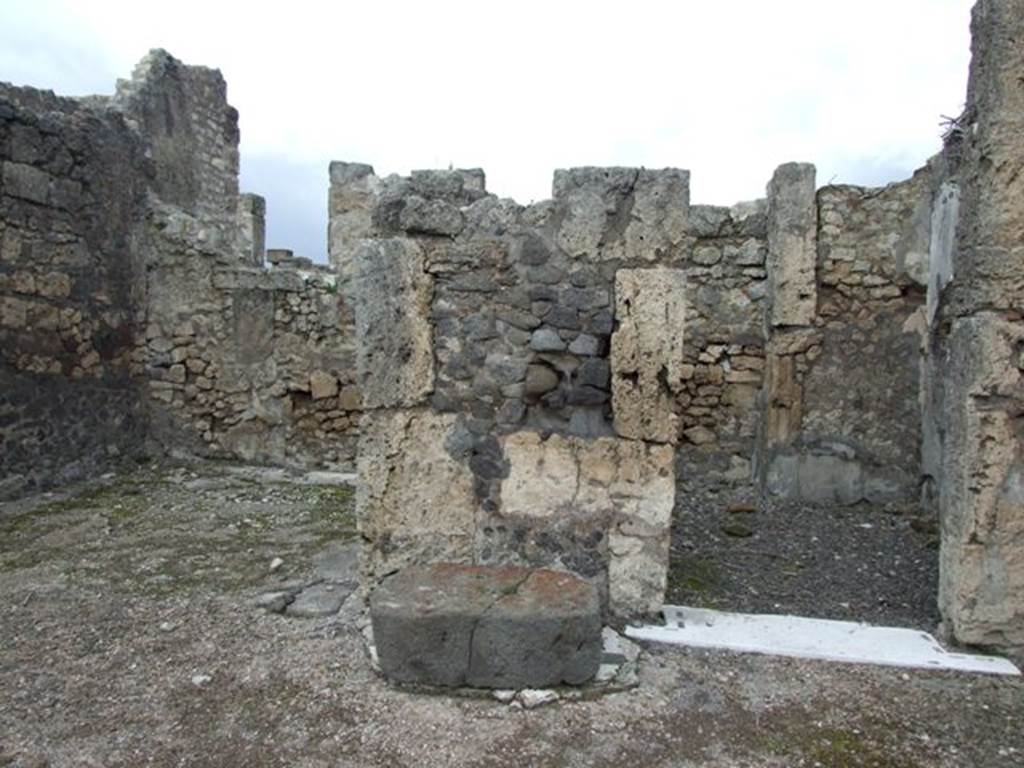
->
[[517, 689, 560, 709], [286, 582, 354, 618]]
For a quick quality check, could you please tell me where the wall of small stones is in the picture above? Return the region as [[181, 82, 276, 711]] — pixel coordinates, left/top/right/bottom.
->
[[759, 167, 932, 505], [0, 51, 361, 499], [122, 51, 361, 472], [335, 153, 943, 615], [141, 229, 359, 469], [0, 82, 150, 498], [332, 163, 772, 617]]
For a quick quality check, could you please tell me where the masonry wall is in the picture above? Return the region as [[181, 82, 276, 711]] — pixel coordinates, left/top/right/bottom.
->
[[0, 83, 150, 498], [759, 169, 931, 505], [928, 0, 1024, 654], [141, 235, 359, 468], [122, 51, 362, 472], [331, 154, 936, 617], [333, 164, 695, 617], [0, 51, 362, 499]]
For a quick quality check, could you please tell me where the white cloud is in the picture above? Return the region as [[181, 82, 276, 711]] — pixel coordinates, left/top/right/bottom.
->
[[0, 0, 974, 260]]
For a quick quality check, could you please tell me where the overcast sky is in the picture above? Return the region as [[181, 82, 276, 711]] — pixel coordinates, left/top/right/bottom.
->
[[1, 1, 974, 262]]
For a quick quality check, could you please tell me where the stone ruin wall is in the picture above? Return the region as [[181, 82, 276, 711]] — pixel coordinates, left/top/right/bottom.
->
[[759, 165, 932, 506], [0, 50, 362, 499], [926, 0, 1024, 653], [3, 0, 1022, 649], [331, 157, 934, 618], [0, 83, 150, 498]]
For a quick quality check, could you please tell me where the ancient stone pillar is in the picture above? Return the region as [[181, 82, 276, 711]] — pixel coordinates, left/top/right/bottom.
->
[[755, 163, 817, 491], [766, 162, 817, 328], [327, 162, 379, 279], [237, 193, 266, 267], [935, 0, 1024, 653]]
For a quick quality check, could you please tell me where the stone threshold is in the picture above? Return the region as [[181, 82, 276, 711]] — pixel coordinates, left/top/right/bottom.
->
[[627, 605, 1021, 676]]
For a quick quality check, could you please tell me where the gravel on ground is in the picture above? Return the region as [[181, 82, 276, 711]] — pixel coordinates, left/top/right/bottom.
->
[[1, 462, 1020, 768]]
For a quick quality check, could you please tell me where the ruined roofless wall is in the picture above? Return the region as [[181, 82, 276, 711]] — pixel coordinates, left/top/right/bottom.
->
[[0, 51, 363, 499], [929, 0, 1024, 654], [331, 158, 933, 617], [0, 83, 150, 498], [120, 51, 362, 472], [758, 166, 932, 505]]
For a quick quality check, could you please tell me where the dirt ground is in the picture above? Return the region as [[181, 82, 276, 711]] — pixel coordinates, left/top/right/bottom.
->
[[668, 474, 941, 631], [1, 462, 1022, 768]]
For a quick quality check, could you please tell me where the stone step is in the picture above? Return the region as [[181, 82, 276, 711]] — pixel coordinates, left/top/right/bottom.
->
[[370, 563, 602, 689]]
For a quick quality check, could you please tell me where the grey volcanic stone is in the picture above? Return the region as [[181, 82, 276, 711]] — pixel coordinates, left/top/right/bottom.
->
[[515, 232, 551, 266], [530, 327, 566, 352], [546, 305, 581, 330], [577, 358, 610, 389], [525, 364, 560, 395], [569, 333, 602, 356], [399, 195, 464, 236], [370, 563, 602, 689], [3, 161, 49, 204], [286, 582, 354, 618]]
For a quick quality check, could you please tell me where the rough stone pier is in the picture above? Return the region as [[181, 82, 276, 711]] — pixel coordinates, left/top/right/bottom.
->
[[2, 0, 1024, 764]]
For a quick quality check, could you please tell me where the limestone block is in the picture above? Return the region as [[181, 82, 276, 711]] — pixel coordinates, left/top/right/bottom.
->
[[607, 532, 671, 618], [610, 268, 687, 444], [766, 162, 816, 327], [927, 182, 959, 324], [762, 353, 802, 449], [309, 370, 338, 400], [942, 1, 1024, 317], [348, 238, 434, 409], [938, 314, 1024, 652], [370, 563, 602, 689], [553, 167, 638, 258], [498, 432, 579, 517], [236, 193, 266, 266], [553, 167, 689, 261], [498, 431, 675, 616], [610, 169, 690, 262], [328, 161, 380, 278], [398, 196, 464, 237], [357, 409, 476, 581]]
